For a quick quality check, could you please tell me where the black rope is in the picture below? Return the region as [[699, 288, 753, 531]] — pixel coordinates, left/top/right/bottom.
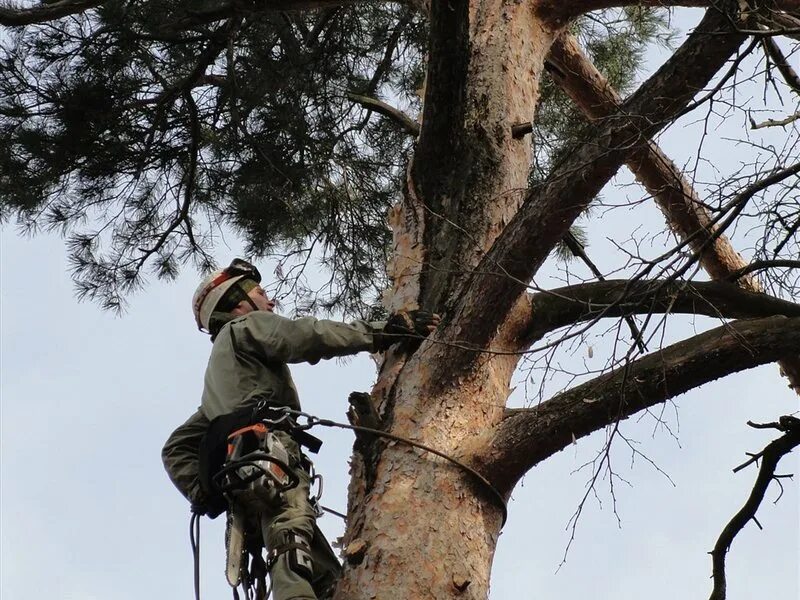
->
[[190, 510, 202, 600], [320, 504, 347, 520], [286, 409, 508, 525]]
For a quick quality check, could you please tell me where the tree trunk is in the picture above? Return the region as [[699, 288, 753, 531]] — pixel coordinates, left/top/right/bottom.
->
[[336, 2, 557, 597]]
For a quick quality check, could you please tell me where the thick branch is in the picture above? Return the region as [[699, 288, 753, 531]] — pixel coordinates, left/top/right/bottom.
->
[[0, 0, 102, 26], [762, 35, 800, 94], [535, 0, 800, 27], [470, 316, 800, 494], [726, 259, 800, 282], [518, 279, 800, 346], [546, 32, 800, 393], [0, 0, 359, 28], [709, 418, 800, 600], [438, 8, 745, 370]]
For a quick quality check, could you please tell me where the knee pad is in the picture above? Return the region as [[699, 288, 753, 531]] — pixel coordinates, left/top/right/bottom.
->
[[269, 531, 313, 582], [286, 532, 314, 581]]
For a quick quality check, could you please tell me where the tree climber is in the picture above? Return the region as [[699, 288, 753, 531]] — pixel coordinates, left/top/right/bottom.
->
[[162, 258, 439, 600]]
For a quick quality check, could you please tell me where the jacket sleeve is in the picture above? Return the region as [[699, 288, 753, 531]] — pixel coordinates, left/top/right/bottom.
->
[[234, 311, 385, 364], [161, 409, 210, 506]]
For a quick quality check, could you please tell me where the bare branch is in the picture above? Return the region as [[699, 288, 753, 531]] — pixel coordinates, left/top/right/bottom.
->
[[709, 417, 800, 600], [346, 92, 420, 136], [469, 316, 800, 494], [726, 259, 800, 282], [762, 36, 800, 94], [546, 32, 800, 394], [436, 7, 746, 374], [546, 33, 753, 284], [751, 111, 800, 128], [562, 232, 648, 352], [535, 0, 800, 27], [517, 279, 800, 347]]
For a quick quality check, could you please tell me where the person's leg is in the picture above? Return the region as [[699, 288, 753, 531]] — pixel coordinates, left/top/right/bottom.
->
[[260, 434, 318, 600], [309, 523, 342, 599]]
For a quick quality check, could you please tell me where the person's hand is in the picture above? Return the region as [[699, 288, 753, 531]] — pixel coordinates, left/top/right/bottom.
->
[[374, 310, 441, 351]]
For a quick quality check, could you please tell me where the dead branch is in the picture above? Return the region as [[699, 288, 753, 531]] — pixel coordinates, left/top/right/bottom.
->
[[437, 8, 746, 374], [516, 279, 800, 347], [546, 32, 800, 394], [709, 416, 800, 600], [726, 259, 800, 282], [761, 35, 800, 95], [469, 316, 800, 494], [750, 111, 800, 128]]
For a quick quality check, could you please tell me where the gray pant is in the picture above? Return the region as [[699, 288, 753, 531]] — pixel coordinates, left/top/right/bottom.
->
[[236, 432, 340, 600]]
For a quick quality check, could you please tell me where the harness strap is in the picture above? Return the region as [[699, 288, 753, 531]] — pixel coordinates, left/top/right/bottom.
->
[[266, 542, 312, 570]]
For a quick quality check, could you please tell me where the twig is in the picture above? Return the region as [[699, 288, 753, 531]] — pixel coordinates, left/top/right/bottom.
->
[[708, 416, 800, 600], [750, 111, 800, 129]]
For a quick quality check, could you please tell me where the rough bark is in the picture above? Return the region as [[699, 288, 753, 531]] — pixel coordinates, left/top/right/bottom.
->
[[546, 32, 800, 393], [413, 0, 558, 315], [338, 2, 558, 597], [470, 316, 800, 494]]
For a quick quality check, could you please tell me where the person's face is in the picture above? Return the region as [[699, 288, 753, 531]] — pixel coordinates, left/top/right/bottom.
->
[[231, 284, 275, 315], [246, 285, 275, 313]]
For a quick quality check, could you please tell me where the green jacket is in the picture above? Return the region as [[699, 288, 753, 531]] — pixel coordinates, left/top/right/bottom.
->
[[162, 310, 382, 505]]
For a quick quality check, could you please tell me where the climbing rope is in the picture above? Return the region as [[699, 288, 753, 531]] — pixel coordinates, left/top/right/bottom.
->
[[190, 510, 202, 600], [281, 408, 509, 525]]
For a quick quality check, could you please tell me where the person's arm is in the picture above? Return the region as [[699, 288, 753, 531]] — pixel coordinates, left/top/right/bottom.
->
[[234, 311, 384, 364], [161, 410, 209, 507]]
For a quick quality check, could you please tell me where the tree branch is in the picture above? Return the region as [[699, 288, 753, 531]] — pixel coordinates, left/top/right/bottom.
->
[[709, 417, 800, 600], [0, 0, 360, 28], [346, 92, 420, 136], [761, 35, 800, 94], [725, 259, 800, 282], [436, 7, 746, 373], [535, 0, 800, 27], [750, 111, 800, 128], [0, 0, 102, 27], [469, 316, 800, 495], [545, 32, 800, 394], [516, 279, 800, 347]]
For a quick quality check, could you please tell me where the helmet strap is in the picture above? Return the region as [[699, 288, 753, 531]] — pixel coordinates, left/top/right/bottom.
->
[[244, 295, 259, 312]]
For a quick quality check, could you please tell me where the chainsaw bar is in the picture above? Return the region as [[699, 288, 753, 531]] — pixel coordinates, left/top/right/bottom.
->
[[225, 510, 246, 587]]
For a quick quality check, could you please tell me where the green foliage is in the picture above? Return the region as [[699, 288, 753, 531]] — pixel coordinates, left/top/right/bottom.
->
[[0, 3, 669, 314]]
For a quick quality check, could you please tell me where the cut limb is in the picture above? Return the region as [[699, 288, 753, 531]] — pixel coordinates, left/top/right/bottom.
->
[[546, 32, 800, 394]]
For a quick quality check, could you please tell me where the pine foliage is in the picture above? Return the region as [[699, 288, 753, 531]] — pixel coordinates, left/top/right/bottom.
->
[[1, 4, 671, 314]]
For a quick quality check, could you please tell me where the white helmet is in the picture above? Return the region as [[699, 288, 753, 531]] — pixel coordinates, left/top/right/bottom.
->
[[191, 258, 261, 331]]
